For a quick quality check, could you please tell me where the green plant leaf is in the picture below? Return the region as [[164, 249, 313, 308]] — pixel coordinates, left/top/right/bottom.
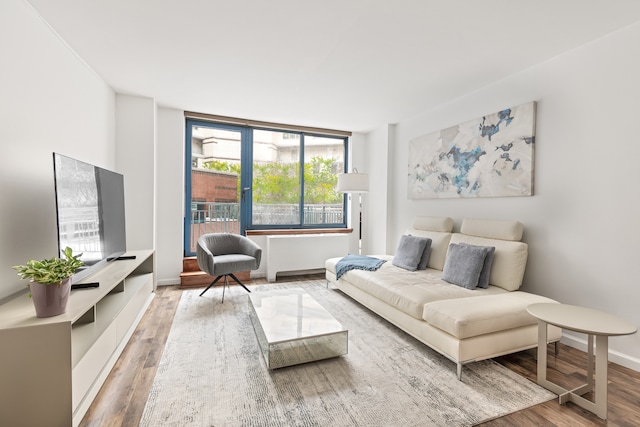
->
[[12, 247, 84, 285]]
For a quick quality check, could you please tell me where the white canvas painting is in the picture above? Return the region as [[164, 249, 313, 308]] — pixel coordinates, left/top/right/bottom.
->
[[408, 101, 535, 199]]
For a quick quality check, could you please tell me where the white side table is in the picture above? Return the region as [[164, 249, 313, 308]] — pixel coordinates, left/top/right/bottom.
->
[[527, 303, 636, 419]]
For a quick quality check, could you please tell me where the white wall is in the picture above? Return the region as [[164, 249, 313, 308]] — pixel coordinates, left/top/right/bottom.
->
[[372, 22, 640, 369], [115, 95, 156, 252], [364, 124, 393, 255], [0, 0, 115, 300], [156, 107, 185, 285], [117, 99, 187, 286]]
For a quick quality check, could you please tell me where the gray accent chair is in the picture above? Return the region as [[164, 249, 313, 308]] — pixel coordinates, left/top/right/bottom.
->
[[196, 233, 262, 301]]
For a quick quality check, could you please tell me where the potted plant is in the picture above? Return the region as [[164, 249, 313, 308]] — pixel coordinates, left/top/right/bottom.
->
[[12, 247, 84, 318]]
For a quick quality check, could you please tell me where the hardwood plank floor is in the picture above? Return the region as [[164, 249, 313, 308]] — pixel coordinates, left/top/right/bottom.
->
[[81, 280, 640, 426], [79, 284, 182, 427]]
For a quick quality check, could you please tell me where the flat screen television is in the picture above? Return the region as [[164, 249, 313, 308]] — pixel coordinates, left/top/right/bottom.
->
[[52, 153, 127, 285]]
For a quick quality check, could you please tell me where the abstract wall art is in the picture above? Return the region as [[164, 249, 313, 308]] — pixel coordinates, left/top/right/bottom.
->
[[408, 101, 536, 199]]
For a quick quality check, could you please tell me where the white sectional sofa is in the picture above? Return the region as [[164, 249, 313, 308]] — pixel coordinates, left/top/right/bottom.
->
[[325, 216, 562, 380]]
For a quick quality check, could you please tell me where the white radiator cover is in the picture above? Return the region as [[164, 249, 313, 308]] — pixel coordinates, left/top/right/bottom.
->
[[266, 234, 349, 282]]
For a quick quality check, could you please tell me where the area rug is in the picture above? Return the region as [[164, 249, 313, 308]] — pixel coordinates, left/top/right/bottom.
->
[[140, 280, 554, 426]]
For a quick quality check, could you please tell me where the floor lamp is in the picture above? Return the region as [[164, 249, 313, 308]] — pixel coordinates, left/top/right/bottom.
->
[[337, 169, 369, 254]]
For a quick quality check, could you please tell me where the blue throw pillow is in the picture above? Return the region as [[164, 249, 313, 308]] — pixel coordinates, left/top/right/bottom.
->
[[442, 243, 488, 289]]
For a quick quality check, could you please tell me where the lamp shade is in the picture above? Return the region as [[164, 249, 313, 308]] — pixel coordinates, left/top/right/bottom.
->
[[337, 172, 369, 193]]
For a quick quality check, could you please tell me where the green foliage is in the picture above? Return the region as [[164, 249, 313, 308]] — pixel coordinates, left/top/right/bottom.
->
[[253, 162, 300, 204], [203, 157, 341, 205], [203, 160, 241, 175], [303, 157, 341, 204], [13, 247, 84, 286]]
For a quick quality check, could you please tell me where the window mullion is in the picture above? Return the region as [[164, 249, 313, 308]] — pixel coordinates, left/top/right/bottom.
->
[[241, 128, 253, 232], [299, 133, 305, 226]]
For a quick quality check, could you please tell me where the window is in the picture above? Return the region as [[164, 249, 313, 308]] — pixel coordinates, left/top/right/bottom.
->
[[251, 130, 346, 228], [185, 115, 349, 254]]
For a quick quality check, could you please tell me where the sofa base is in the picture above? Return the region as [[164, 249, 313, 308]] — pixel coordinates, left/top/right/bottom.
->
[[327, 273, 562, 380]]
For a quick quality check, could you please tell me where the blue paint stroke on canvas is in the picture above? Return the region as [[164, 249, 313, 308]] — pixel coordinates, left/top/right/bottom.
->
[[443, 146, 485, 195], [407, 101, 535, 199], [479, 108, 514, 141]]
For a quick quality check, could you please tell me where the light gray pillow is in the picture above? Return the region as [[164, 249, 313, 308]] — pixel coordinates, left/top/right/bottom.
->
[[392, 235, 428, 271], [442, 243, 488, 289], [459, 243, 495, 289]]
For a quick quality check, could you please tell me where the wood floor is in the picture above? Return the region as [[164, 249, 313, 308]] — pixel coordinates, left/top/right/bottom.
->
[[80, 280, 640, 427]]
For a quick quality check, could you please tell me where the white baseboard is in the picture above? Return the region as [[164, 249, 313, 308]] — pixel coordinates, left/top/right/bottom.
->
[[560, 333, 640, 372], [157, 278, 180, 286]]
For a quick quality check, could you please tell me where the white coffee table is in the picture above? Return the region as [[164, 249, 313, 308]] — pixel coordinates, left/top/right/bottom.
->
[[248, 288, 348, 369], [527, 303, 637, 419]]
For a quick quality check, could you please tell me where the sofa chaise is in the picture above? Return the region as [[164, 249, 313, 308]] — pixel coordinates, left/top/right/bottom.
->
[[325, 216, 562, 380]]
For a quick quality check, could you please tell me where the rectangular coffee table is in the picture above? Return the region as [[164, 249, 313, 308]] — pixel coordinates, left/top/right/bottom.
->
[[248, 288, 348, 369]]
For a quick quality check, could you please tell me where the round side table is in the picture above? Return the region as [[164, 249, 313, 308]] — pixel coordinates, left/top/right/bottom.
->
[[527, 303, 637, 419]]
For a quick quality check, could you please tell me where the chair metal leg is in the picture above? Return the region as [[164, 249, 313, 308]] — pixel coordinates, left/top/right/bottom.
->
[[221, 275, 229, 303], [199, 275, 224, 297], [201, 273, 251, 302], [228, 273, 252, 293]]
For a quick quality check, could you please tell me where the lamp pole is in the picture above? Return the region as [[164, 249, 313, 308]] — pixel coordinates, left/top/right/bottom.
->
[[337, 168, 369, 255]]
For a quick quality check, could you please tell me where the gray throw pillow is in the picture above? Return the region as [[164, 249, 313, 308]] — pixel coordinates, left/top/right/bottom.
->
[[458, 244, 495, 289], [442, 243, 488, 289], [416, 237, 432, 270], [392, 235, 428, 271]]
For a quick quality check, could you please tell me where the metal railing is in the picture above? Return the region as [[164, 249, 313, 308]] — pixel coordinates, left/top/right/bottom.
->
[[188, 202, 344, 252], [252, 203, 343, 225]]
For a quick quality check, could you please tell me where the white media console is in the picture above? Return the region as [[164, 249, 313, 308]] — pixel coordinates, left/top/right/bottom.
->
[[0, 250, 155, 427]]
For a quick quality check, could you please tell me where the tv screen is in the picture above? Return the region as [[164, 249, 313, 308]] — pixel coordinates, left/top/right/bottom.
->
[[53, 153, 127, 284]]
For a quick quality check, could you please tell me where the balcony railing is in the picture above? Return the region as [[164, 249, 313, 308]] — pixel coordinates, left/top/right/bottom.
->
[[253, 203, 343, 225], [189, 202, 343, 253]]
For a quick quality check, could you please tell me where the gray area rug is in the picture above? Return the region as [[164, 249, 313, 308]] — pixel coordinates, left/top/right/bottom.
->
[[140, 280, 554, 426]]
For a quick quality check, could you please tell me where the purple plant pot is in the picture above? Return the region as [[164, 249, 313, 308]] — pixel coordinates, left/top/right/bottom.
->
[[29, 278, 71, 318]]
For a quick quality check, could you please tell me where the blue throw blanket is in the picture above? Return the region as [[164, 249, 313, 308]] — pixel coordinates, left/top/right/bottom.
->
[[335, 254, 386, 280]]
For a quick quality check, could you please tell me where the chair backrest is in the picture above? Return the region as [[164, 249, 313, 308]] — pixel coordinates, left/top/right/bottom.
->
[[196, 233, 262, 276], [200, 233, 245, 255]]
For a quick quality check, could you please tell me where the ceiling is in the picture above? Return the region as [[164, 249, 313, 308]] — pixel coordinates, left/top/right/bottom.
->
[[27, 0, 640, 133]]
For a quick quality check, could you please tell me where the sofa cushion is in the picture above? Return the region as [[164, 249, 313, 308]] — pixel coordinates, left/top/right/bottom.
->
[[460, 218, 523, 241], [442, 243, 488, 289], [326, 259, 506, 319], [422, 292, 560, 339], [450, 234, 527, 291], [392, 235, 428, 271], [413, 216, 454, 233]]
